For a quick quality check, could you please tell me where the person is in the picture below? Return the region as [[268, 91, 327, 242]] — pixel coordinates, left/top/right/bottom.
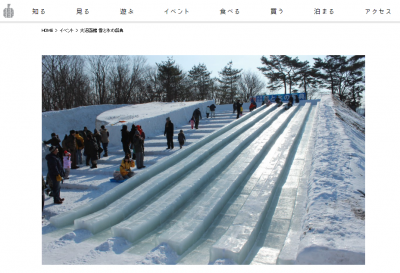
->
[[65, 130, 79, 169], [119, 154, 135, 179], [178, 130, 186, 149], [86, 134, 99, 168], [192, 108, 202, 129], [236, 100, 243, 119], [129, 124, 137, 155], [63, 150, 71, 179], [295, 94, 300, 103], [121, 124, 131, 156], [210, 103, 216, 118], [82, 127, 92, 140], [288, 94, 294, 107], [42, 176, 45, 212], [45, 146, 65, 204], [249, 102, 256, 112], [43, 133, 63, 162], [233, 101, 237, 113], [93, 129, 102, 159], [275, 96, 282, 106], [100, 125, 109, 157], [189, 116, 195, 129], [75, 130, 84, 165], [206, 106, 211, 118], [263, 96, 272, 106], [136, 125, 145, 154], [164, 117, 174, 149], [132, 130, 145, 169]]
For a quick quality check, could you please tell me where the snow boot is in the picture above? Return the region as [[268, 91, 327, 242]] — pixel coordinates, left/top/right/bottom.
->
[[90, 164, 97, 169]]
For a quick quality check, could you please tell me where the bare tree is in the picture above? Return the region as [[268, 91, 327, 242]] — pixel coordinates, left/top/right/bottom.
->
[[86, 55, 111, 104], [238, 71, 266, 102]]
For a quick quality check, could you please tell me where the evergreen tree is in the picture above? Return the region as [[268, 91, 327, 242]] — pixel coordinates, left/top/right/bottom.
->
[[217, 61, 242, 103], [188, 63, 212, 100], [156, 58, 184, 102]]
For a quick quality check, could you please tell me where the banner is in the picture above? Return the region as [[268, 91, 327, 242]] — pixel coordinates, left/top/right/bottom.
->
[[251, 93, 307, 104]]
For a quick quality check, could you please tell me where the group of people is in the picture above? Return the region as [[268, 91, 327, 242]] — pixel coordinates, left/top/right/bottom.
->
[[121, 124, 146, 170], [43, 126, 110, 204]]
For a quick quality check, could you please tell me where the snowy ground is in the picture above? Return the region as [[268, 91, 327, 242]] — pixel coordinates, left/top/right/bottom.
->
[[40, 96, 365, 265]]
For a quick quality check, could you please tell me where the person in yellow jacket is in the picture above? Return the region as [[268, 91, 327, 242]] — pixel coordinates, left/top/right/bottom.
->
[[75, 131, 85, 165], [120, 154, 135, 179]]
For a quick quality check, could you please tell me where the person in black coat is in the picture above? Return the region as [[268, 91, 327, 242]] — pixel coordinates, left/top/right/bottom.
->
[[43, 133, 63, 162], [288, 95, 294, 107], [275, 96, 282, 106], [86, 134, 99, 168], [93, 129, 102, 159], [236, 100, 243, 119], [192, 108, 202, 129], [129, 124, 137, 152], [295, 95, 300, 103], [45, 146, 65, 204], [164, 117, 174, 149], [210, 104, 216, 118], [233, 101, 237, 113], [121, 124, 131, 156]]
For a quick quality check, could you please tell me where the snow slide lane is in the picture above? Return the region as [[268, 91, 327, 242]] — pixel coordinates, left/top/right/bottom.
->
[[50, 105, 272, 228]]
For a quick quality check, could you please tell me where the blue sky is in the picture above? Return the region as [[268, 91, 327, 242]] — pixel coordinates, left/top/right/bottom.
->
[[145, 55, 327, 79]]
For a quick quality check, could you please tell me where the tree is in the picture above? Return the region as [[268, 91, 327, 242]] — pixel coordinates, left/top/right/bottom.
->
[[86, 55, 111, 104], [188, 63, 212, 100], [313, 55, 365, 110], [238, 71, 266, 102], [294, 61, 325, 99], [258, 55, 301, 94], [218, 61, 242, 103], [156, 58, 184, 102]]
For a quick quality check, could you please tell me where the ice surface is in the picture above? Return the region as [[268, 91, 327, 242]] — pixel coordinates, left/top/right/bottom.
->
[[157, 106, 301, 255], [209, 104, 312, 264], [50, 104, 270, 228]]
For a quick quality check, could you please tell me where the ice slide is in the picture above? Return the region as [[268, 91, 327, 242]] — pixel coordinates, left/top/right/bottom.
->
[[50, 104, 272, 228], [50, 101, 319, 264]]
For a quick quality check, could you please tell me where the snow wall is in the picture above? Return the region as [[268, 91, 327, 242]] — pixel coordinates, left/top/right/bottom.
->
[[42, 104, 128, 169], [96, 100, 214, 147]]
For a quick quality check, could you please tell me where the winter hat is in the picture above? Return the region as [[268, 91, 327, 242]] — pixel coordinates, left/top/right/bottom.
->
[[101, 125, 105, 129], [70, 130, 75, 134], [49, 146, 57, 153], [51, 133, 56, 137], [166, 117, 170, 121], [180, 130, 183, 133], [64, 150, 71, 155]]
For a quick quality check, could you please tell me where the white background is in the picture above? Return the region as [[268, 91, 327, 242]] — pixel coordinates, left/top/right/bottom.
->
[[0, 15, 396, 272]]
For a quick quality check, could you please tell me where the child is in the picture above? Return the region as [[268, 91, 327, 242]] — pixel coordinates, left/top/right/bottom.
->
[[189, 116, 195, 129], [206, 106, 211, 118], [178, 130, 186, 149], [63, 150, 71, 180], [119, 154, 135, 179]]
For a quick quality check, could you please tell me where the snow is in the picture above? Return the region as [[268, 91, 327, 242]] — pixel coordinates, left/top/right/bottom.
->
[[96, 100, 214, 146], [41, 95, 365, 265]]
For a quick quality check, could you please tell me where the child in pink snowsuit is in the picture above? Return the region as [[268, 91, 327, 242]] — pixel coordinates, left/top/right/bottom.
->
[[63, 150, 71, 179], [189, 116, 195, 129]]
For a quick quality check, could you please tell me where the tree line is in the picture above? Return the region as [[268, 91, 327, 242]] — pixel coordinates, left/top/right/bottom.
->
[[42, 55, 364, 112]]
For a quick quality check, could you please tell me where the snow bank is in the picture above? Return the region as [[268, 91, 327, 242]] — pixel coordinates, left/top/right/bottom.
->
[[96, 100, 214, 147], [296, 94, 365, 264], [42, 104, 127, 169]]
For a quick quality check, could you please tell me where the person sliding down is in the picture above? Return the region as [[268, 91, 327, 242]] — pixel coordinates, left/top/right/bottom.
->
[[117, 154, 135, 180], [275, 96, 283, 106], [285, 95, 294, 110]]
